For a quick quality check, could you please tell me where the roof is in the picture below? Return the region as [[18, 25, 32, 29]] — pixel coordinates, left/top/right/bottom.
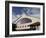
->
[[17, 18, 32, 24]]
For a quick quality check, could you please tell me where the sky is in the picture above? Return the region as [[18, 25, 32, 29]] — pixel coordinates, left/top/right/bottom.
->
[[12, 7, 23, 15], [12, 7, 40, 23], [12, 7, 40, 16]]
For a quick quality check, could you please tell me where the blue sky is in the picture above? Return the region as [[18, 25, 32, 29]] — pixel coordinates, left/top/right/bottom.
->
[[12, 7, 40, 17], [12, 7, 32, 15], [12, 7, 23, 15]]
